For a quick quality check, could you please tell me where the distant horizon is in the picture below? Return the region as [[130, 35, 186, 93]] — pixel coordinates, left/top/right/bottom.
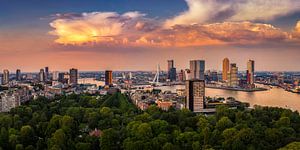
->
[[1, 69, 300, 74]]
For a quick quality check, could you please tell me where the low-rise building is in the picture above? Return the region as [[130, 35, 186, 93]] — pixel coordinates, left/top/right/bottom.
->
[[0, 86, 31, 112], [156, 100, 174, 111]]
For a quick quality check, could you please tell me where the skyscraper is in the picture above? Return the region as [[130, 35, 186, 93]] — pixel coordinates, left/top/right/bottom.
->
[[228, 63, 238, 87], [211, 71, 218, 81], [2, 70, 9, 85], [58, 72, 68, 84], [190, 60, 205, 80], [52, 71, 59, 81], [16, 69, 21, 81], [167, 60, 176, 81], [39, 69, 45, 82], [169, 68, 176, 81], [167, 60, 174, 72], [247, 60, 255, 85], [69, 68, 78, 85], [45, 67, 49, 81], [186, 80, 205, 112], [222, 58, 229, 81], [105, 70, 113, 86]]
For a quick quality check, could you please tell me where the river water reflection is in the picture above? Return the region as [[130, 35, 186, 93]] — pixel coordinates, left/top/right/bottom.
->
[[157, 85, 300, 112]]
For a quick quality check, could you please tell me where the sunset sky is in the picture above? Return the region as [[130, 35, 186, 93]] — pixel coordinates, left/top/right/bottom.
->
[[1, 0, 300, 72]]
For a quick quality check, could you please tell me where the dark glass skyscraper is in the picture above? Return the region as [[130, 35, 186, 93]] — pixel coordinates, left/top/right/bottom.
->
[[69, 68, 78, 85], [167, 60, 176, 81], [16, 69, 21, 81], [58, 72, 68, 84], [45, 67, 49, 81]]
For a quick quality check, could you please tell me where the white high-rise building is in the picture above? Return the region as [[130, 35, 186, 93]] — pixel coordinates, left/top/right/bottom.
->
[[227, 63, 238, 87], [52, 71, 59, 81], [39, 69, 45, 82], [2, 69, 9, 85]]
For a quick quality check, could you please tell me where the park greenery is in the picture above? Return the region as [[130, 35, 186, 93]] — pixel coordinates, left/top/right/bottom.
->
[[0, 92, 300, 150]]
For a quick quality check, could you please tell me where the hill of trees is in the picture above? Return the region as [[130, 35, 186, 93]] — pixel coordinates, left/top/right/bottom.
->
[[0, 92, 300, 150]]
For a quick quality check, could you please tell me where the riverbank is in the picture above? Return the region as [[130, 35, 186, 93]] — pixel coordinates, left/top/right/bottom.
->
[[256, 82, 300, 94], [157, 84, 300, 112], [205, 84, 268, 92]]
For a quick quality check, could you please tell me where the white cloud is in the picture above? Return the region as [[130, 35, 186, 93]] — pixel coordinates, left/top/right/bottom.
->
[[164, 0, 300, 27], [229, 0, 300, 21], [164, 0, 230, 27]]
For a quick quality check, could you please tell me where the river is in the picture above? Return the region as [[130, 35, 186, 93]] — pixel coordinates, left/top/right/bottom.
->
[[157, 85, 300, 112], [78, 78, 300, 112]]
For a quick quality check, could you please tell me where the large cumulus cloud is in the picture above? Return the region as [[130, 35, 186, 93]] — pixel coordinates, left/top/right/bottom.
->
[[49, 11, 148, 44], [134, 22, 290, 47]]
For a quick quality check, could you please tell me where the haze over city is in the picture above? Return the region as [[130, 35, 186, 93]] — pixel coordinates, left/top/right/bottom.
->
[[1, 0, 300, 72]]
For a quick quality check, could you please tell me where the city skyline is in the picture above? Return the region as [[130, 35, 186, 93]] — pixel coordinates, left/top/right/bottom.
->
[[1, 1, 300, 149], [1, 0, 300, 71]]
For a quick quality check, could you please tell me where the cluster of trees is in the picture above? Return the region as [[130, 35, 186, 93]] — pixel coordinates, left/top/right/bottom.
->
[[0, 92, 300, 150]]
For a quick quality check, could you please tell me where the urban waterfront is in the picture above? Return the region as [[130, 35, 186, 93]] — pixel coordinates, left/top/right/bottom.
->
[[158, 85, 300, 112], [78, 78, 300, 111]]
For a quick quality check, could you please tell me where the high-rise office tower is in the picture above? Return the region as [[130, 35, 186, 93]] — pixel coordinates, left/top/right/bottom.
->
[[167, 60, 174, 71], [16, 69, 21, 81], [186, 80, 205, 112], [105, 70, 113, 86], [211, 71, 218, 81], [69, 68, 78, 85], [169, 68, 176, 81], [2, 69, 10, 85], [190, 60, 205, 80], [129, 72, 132, 80], [58, 73, 64, 82], [45, 67, 49, 81], [39, 69, 45, 82], [222, 58, 229, 81], [227, 63, 238, 87], [58, 72, 68, 84], [167, 60, 176, 81], [52, 71, 59, 81], [247, 60, 255, 85]]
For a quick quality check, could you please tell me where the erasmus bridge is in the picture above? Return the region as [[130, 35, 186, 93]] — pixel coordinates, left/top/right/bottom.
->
[[151, 64, 162, 86]]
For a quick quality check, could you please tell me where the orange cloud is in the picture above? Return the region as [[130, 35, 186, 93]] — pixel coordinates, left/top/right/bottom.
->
[[291, 21, 300, 39], [132, 22, 289, 47], [49, 11, 145, 45]]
